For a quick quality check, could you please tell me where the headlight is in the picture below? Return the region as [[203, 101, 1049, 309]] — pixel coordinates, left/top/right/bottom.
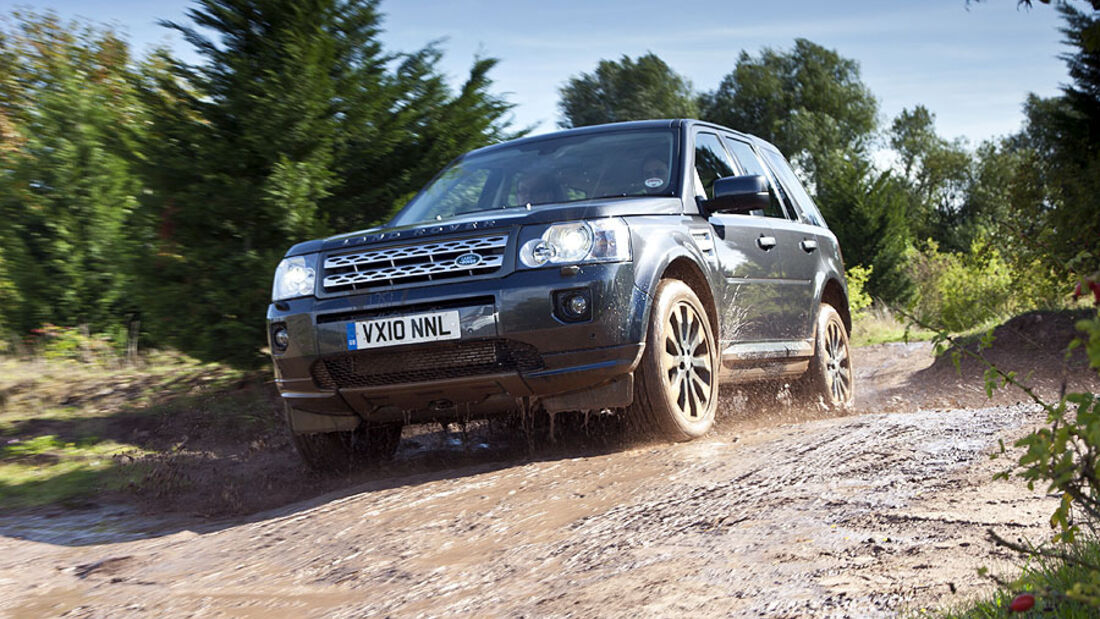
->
[[272, 255, 317, 301], [519, 219, 631, 268]]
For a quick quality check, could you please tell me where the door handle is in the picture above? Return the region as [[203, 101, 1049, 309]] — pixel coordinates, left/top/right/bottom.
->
[[757, 235, 777, 250], [800, 239, 818, 253]]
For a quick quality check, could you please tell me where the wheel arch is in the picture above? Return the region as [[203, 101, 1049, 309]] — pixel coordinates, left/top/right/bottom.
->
[[820, 277, 851, 335], [661, 257, 720, 339]]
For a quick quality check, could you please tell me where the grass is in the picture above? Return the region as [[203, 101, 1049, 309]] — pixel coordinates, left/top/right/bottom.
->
[[0, 435, 149, 508], [0, 350, 265, 510], [939, 537, 1100, 618], [850, 304, 1016, 349], [851, 305, 937, 347]]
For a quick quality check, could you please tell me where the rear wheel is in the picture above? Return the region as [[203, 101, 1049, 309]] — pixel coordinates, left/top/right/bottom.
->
[[630, 279, 719, 440], [800, 303, 854, 409], [285, 406, 402, 473]]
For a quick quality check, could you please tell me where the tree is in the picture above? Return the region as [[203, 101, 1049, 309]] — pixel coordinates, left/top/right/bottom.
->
[[699, 39, 878, 183], [971, 1, 1100, 49], [333, 45, 520, 228], [814, 154, 913, 303], [0, 12, 144, 333], [558, 53, 698, 128], [1058, 4, 1100, 146], [888, 105, 973, 250], [1001, 5, 1100, 280], [138, 0, 518, 365], [134, 0, 358, 365]]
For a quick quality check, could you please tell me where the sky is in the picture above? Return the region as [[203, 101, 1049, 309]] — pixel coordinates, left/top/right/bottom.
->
[[14, 0, 1074, 147]]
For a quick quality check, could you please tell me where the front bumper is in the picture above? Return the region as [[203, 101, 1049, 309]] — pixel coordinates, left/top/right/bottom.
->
[[268, 261, 648, 423]]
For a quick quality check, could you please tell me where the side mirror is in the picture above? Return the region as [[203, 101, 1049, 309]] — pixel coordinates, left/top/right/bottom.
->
[[704, 174, 770, 215]]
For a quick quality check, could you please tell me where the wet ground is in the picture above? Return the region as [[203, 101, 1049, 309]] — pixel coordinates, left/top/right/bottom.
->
[[1, 326, 1098, 617]]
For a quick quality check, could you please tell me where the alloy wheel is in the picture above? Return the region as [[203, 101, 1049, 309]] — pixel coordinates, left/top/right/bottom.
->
[[824, 319, 851, 404], [660, 300, 714, 420]]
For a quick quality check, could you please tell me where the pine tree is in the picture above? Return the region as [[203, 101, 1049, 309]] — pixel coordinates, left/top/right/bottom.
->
[[815, 155, 914, 303], [138, 0, 517, 365]]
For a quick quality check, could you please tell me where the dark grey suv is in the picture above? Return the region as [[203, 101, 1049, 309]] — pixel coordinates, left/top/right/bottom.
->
[[267, 119, 853, 470]]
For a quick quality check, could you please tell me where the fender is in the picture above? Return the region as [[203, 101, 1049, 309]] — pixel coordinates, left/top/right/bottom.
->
[[626, 215, 725, 344]]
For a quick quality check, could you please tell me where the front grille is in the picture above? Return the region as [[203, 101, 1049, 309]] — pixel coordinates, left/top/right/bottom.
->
[[311, 339, 544, 389], [322, 235, 508, 294]]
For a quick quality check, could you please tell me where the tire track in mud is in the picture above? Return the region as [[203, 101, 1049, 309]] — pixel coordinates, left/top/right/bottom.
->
[[523, 405, 1045, 618], [0, 402, 1056, 618]]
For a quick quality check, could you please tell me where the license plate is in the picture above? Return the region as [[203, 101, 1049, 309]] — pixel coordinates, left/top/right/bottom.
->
[[346, 310, 461, 350]]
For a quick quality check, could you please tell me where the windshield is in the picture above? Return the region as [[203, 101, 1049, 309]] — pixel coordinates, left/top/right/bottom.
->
[[390, 129, 678, 226]]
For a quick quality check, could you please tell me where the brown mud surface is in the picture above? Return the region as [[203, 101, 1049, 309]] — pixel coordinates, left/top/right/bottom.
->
[[1, 310, 1098, 617]]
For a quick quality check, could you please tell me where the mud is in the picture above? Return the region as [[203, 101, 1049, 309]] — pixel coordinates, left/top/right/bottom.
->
[[1, 319, 1098, 617]]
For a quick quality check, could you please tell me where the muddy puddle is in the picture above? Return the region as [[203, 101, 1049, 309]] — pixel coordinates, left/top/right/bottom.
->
[[0, 505, 190, 547]]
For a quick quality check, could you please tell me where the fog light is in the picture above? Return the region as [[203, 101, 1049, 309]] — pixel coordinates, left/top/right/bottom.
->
[[272, 326, 290, 351], [553, 288, 592, 322], [567, 294, 589, 316]]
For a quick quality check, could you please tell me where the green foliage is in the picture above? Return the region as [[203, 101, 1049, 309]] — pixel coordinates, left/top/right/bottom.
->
[[336, 48, 521, 230], [926, 307, 1100, 616], [905, 238, 1021, 332], [699, 39, 878, 183], [888, 105, 974, 251], [1015, 388, 1100, 546], [0, 12, 144, 334], [133, 0, 375, 365], [0, 248, 20, 335], [30, 323, 122, 362], [0, 3, 519, 366], [943, 136, 1065, 309], [845, 265, 873, 321], [978, 312, 1100, 610], [557, 53, 698, 128], [989, 6, 1100, 288], [941, 537, 1100, 617], [132, 0, 518, 366]]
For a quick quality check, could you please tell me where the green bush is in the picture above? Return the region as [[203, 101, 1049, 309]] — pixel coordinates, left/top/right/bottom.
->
[[845, 265, 873, 321], [32, 324, 118, 362], [1013, 313, 1100, 544], [905, 238, 1017, 332]]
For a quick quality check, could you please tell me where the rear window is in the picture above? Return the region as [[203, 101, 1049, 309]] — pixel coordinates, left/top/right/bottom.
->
[[722, 137, 789, 220], [760, 148, 827, 227]]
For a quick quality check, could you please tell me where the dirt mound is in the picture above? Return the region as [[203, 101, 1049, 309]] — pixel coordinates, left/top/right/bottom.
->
[[976, 309, 1094, 364], [887, 310, 1099, 411], [931, 309, 1094, 376]]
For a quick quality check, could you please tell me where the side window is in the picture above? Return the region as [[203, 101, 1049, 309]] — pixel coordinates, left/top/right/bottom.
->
[[723, 137, 789, 220], [693, 132, 737, 200], [761, 148, 827, 227]]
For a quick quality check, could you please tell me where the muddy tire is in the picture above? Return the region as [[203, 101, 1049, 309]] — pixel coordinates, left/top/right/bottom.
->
[[630, 279, 719, 440], [799, 303, 854, 409], [286, 407, 402, 473]]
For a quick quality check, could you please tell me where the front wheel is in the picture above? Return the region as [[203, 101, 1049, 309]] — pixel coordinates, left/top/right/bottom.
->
[[799, 303, 854, 409], [630, 279, 719, 440], [286, 406, 402, 473]]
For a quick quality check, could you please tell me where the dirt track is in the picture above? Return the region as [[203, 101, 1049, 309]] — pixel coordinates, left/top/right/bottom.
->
[[2, 319, 1098, 617]]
